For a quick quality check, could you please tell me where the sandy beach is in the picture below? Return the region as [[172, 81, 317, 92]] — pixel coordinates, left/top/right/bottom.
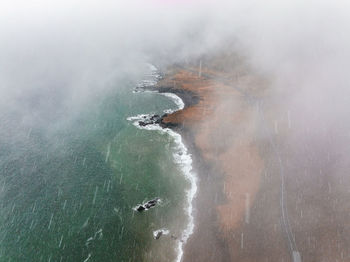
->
[[157, 54, 350, 262]]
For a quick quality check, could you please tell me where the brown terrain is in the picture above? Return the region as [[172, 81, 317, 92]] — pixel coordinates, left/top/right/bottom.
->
[[157, 53, 350, 262]]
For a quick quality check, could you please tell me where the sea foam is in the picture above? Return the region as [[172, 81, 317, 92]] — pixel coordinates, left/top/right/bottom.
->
[[127, 64, 197, 262]]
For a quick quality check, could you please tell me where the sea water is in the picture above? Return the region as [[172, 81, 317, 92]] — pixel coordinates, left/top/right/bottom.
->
[[0, 65, 195, 261]]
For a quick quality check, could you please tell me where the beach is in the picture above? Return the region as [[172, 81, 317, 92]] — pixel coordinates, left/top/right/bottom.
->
[[156, 54, 350, 262], [155, 60, 269, 261], [1, 1, 349, 261]]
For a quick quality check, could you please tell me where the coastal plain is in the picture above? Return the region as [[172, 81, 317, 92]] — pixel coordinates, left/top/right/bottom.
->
[[157, 54, 350, 262]]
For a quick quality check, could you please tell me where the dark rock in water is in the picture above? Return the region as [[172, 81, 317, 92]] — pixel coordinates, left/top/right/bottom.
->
[[150, 114, 159, 120], [136, 205, 146, 212], [145, 202, 156, 209], [171, 235, 177, 240], [147, 199, 158, 205], [148, 198, 160, 205], [153, 228, 169, 240], [155, 231, 163, 240], [134, 197, 160, 212], [138, 114, 161, 127], [139, 120, 154, 126], [144, 198, 159, 209]]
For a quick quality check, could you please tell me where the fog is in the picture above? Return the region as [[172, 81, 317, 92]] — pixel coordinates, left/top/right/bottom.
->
[[1, 0, 349, 111], [0, 1, 194, 124], [1, 0, 350, 261]]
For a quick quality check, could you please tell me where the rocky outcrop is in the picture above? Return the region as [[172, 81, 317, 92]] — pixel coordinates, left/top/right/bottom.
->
[[138, 114, 162, 127], [134, 197, 161, 212]]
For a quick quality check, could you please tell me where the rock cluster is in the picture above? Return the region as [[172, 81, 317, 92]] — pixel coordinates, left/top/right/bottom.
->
[[138, 114, 162, 127], [135, 197, 160, 212]]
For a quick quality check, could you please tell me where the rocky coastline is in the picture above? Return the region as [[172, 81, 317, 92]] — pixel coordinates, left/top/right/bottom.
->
[[136, 57, 350, 262], [135, 83, 200, 129], [137, 65, 234, 261]]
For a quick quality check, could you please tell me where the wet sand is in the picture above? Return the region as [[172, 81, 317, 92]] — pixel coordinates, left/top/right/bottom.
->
[[157, 57, 350, 262]]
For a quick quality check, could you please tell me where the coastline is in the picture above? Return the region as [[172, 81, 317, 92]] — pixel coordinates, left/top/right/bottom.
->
[[155, 65, 233, 261], [128, 65, 198, 262], [153, 61, 268, 261], [133, 58, 350, 262], [131, 60, 294, 262]]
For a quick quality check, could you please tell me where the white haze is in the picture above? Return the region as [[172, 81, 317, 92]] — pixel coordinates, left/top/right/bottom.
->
[[1, 1, 350, 261], [1, 0, 349, 158]]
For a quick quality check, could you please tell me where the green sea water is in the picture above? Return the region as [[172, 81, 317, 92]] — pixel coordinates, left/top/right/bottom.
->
[[0, 75, 190, 261]]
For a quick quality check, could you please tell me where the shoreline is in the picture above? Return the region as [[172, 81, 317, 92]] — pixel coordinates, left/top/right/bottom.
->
[[155, 66, 234, 261], [152, 62, 266, 261], [137, 58, 350, 262], [128, 64, 198, 262]]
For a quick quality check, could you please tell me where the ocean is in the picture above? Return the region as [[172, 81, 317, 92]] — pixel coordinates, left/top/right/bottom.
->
[[0, 65, 195, 262]]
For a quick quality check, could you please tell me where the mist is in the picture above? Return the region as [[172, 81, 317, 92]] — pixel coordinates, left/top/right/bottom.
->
[[1, 0, 348, 110], [0, 1, 198, 128], [1, 0, 350, 261]]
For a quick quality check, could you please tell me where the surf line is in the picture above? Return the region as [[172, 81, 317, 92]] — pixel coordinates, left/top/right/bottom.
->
[[127, 64, 197, 262]]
